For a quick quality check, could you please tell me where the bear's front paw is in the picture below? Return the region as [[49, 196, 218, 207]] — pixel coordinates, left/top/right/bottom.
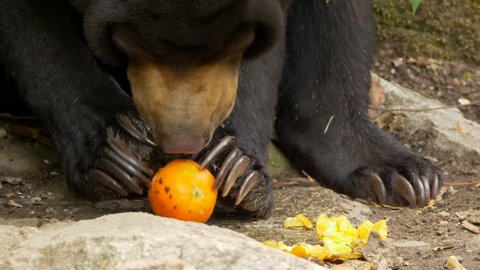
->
[[86, 113, 155, 198], [348, 156, 442, 208], [195, 136, 274, 218]]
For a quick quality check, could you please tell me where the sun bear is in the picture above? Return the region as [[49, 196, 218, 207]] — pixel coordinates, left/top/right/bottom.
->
[[0, 0, 441, 218]]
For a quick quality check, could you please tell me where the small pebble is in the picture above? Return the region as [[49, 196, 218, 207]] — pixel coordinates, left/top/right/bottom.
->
[[450, 78, 461, 87], [392, 57, 404, 67], [439, 220, 449, 226], [438, 211, 450, 218]]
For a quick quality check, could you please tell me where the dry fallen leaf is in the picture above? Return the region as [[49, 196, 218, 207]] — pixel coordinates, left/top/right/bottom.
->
[[455, 121, 467, 134], [6, 199, 23, 208], [461, 220, 480, 234]]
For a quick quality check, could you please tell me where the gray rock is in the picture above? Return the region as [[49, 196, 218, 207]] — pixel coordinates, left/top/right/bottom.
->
[[380, 78, 480, 158], [393, 240, 431, 249], [0, 134, 57, 175], [214, 185, 378, 249], [0, 225, 40, 255], [338, 200, 373, 223], [0, 213, 328, 270], [465, 235, 480, 253], [391, 239, 432, 259]]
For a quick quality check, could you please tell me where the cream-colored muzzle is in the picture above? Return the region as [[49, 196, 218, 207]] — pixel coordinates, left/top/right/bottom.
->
[[127, 56, 242, 154]]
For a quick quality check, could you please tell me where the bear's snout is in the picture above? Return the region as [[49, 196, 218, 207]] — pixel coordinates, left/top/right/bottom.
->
[[158, 135, 210, 155], [127, 56, 242, 156]]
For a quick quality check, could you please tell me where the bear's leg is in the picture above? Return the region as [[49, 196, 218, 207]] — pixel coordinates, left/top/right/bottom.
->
[[275, 0, 441, 207], [0, 1, 154, 199], [194, 42, 285, 218]]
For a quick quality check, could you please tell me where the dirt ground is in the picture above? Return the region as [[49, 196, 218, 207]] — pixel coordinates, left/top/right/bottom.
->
[[1, 1, 479, 269]]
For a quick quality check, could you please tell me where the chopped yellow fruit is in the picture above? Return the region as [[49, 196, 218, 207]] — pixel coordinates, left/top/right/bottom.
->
[[262, 240, 329, 259], [357, 220, 374, 243], [264, 213, 389, 262], [372, 219, 388, 241], [284, 213, 313, 229], [291, 244, 308, 257]]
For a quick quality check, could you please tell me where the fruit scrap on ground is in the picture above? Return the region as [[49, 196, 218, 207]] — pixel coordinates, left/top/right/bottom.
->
[[284, 213, 314, 229], [264, 213, 388, 262], [148, 159, 218, 223]]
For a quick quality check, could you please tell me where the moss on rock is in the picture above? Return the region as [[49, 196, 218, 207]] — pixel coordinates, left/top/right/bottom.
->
[[374, 0, 480, 64]]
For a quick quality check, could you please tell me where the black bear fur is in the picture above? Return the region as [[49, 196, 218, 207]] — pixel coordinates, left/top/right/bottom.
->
[[0, 0, 441, 218]]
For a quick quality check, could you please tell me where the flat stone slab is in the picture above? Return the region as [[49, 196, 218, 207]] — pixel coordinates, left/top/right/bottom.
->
[[216, 186, 373, 244], [0, 134, 56, 175], [380, 78, 480, 158], [0, 212, 328, 270]]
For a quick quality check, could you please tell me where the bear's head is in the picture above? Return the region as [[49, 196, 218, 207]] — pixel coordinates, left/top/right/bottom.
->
[[75, 0, 292, 154]]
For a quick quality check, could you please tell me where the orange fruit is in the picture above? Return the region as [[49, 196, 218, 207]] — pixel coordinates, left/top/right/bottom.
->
[[148, 159, 217, 223]]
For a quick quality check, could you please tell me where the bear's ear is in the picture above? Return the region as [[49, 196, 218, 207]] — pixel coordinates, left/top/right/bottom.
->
[[127, 54, 242, 154]]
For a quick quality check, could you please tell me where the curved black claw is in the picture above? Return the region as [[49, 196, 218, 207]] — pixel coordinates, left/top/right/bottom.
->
[[364, 171, 386, 205], [420, 176, 431, 202], [430, 174, 440, 199], [106, 133, 154, 177], [116, 113, 156, 147], [196, 136, 274, 218], [87, 113, 155, 197], [352, 163, 442, 208], [221, 155, 250, 197], [214, 148, 242, 190], [98, 151, 143, 194], [200, 136, 234, 169], [410, 173, 427, 207], [392, 175, 417, 208], [235, 171, 262, 206], [88, 169, 127, 197]]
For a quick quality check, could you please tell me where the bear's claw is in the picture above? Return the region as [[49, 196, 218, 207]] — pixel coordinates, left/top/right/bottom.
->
[[221, 155, 250, 197], [200, 136, 234, 169], [235, 171, 262, 206], [88, 169, 128, 196], [358, 168, 441, 208], [106, 132, 154, 177], [391, 175, 417, 207], [213, 148, 242, 190], [116, 113, 156, 147], [196, 136, 263, 207], [364, 171, 387, 205], [87, 113, 154, 197]]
